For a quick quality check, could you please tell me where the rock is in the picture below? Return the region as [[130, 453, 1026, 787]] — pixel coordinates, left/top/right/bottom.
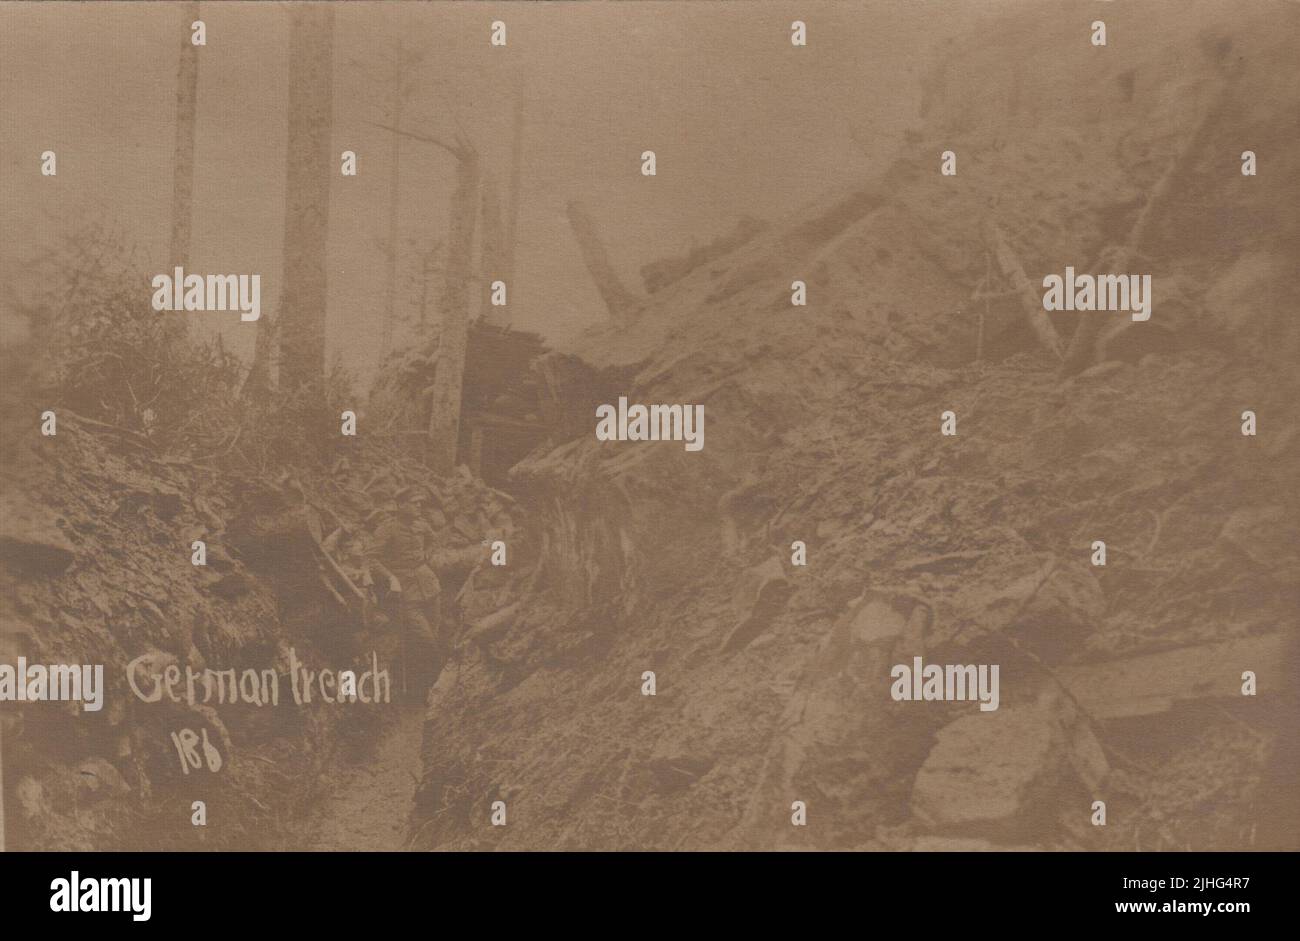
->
[[910, 685, 1111, 840], [912, 706, 1060, 831], [0, 493, 75, 574], [847, 595, 908, 645], [845, 590, 929, 654]]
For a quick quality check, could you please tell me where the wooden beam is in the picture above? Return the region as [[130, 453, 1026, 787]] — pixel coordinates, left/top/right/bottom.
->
[[566, 200, 643, 326], [985, 220, 1064, 360], [1057, 634, 1286, 720]]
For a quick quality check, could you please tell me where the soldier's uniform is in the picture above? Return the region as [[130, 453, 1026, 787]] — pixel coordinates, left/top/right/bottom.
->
[[369, 490, 445, 695]]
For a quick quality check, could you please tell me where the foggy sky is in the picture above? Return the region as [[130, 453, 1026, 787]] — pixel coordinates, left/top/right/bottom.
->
[[0, 1, 973, 379]]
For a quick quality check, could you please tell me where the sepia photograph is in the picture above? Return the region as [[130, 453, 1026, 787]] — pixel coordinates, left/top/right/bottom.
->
[[0, 0, 1296, 924]]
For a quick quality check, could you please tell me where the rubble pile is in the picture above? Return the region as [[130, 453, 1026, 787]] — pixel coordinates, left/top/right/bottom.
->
[[413, 0, 1298, 850]]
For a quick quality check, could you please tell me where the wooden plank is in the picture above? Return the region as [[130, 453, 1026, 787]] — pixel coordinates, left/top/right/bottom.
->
[[1058, 634, 1286, 720], [566, 199, 643, 326]]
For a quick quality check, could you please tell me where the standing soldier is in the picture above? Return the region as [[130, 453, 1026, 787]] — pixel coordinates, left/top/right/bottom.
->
[[368, 486, 444, 702]]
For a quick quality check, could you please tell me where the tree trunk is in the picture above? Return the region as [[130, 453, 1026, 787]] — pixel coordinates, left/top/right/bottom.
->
[[426, 149, 481, 473], [380, 90, 403, 356], [479, 173, 507, 327], [164, 0, 201, 346], [504, 79, 525, 285], [278, 4, 335, 393], [170, 1, 200, 274]]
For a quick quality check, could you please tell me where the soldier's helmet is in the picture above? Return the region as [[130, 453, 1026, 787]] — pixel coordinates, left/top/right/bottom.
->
[[395, 485, 428, 510]]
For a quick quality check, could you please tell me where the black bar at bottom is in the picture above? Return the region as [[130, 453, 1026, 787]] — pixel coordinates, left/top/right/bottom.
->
[[0, 851, 1285, 927]]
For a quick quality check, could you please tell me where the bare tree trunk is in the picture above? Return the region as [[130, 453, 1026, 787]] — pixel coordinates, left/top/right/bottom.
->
[[170, 2, 199, 272], [479, 173, 507, 327], [278, 3, 335, 393], [426, 147, 480, 473], [167, 1, 200, 342], [504, 78, 525, 285], [566, 199, 641, 326], [380, 84, 403, 356]]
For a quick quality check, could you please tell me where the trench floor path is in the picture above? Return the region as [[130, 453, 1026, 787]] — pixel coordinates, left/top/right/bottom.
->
[[300, 707, 425, 851]]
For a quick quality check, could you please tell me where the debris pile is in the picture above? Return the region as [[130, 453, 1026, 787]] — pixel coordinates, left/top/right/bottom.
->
[[412, 0, 1299, 851], [0, 338, 522, 849]]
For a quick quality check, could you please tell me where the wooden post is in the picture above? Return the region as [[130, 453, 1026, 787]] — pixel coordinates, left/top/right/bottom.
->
[[566, 199, 642, 327]]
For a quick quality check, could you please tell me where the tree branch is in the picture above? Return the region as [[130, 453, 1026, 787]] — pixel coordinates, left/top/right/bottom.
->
[[362, 120, 473, 160]]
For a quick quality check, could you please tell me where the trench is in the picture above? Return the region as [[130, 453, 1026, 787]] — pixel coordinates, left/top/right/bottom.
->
[[298, 707, 425, 851]]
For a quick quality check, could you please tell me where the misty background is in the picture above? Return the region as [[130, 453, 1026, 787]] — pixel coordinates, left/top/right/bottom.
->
[[0, 1, 980, 380]]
